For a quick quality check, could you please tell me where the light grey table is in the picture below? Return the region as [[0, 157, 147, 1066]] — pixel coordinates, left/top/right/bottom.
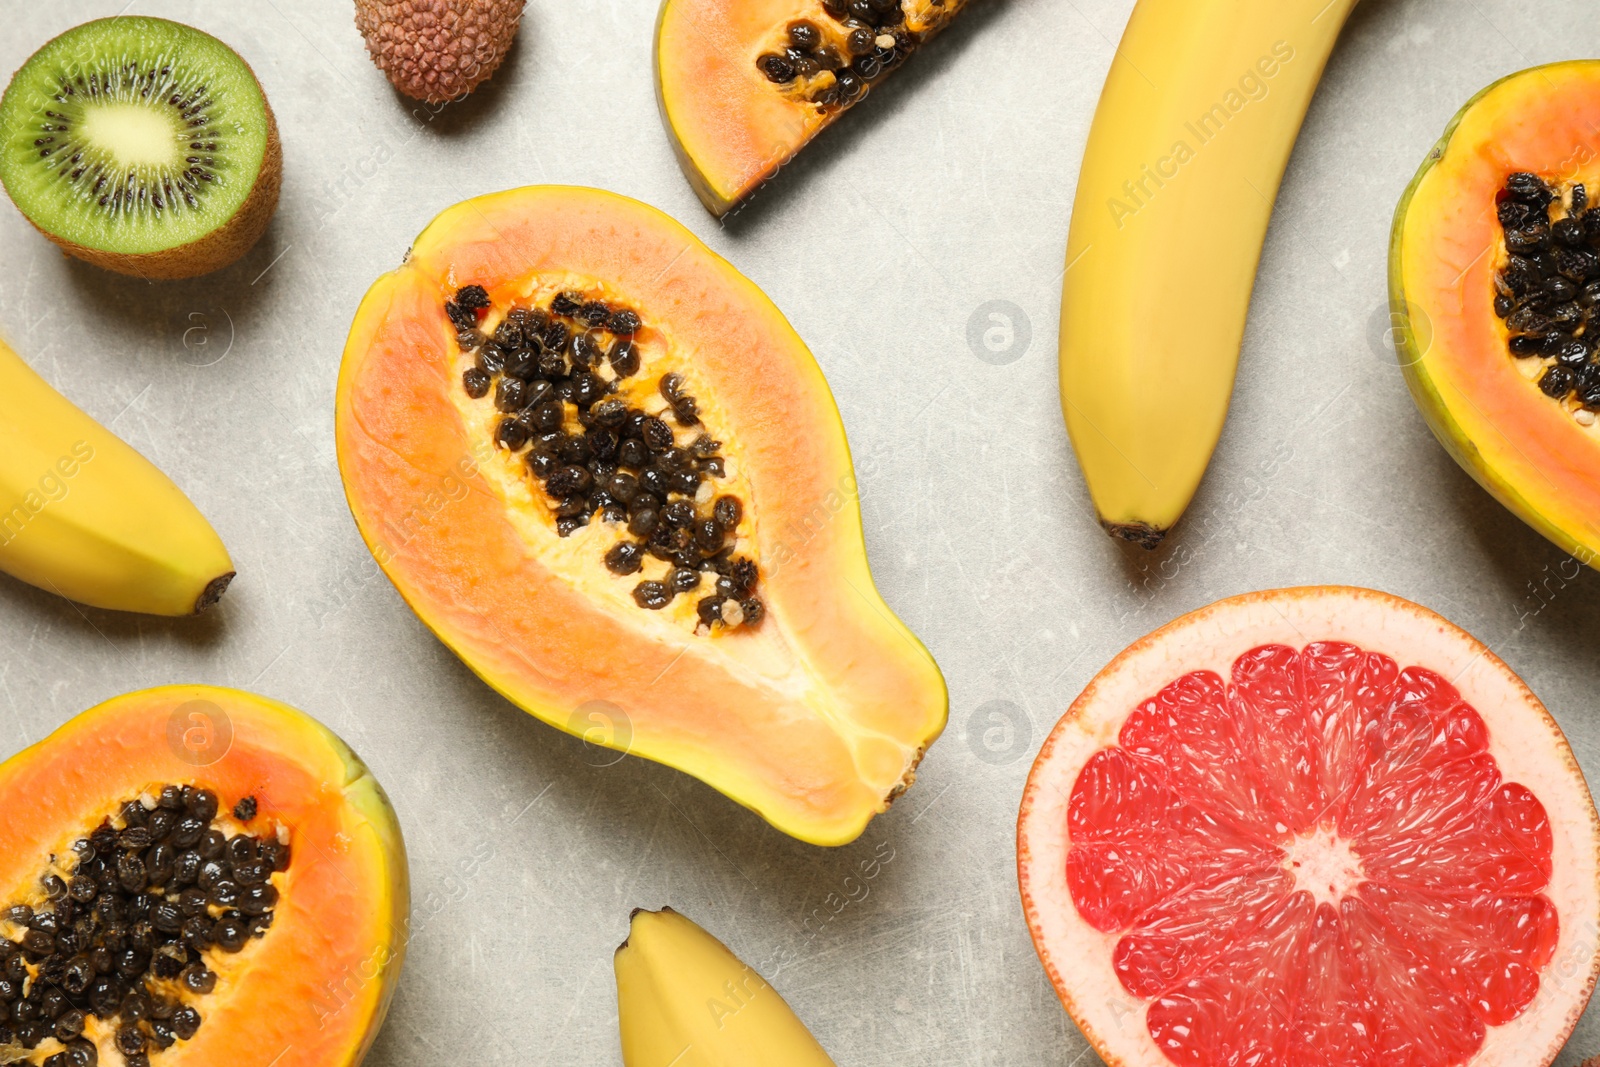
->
[[2, 0, 1598, 1063]]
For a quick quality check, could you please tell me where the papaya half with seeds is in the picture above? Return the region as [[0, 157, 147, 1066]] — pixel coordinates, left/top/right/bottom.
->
[[655, 0, 968, 216], [335, 185, 946, 847], [0, 685, 407, 1066], [1391, 61, 1600, 565]]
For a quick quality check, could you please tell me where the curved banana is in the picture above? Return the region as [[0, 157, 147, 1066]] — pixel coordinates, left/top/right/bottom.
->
[[615, 908, 836, 1067], [1060, 0, 1359, 547], [0, 337, 234, 615]]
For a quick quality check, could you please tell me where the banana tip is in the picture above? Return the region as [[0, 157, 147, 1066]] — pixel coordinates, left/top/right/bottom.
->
[[1101, 521, 1167, 550], [616, 906, 658, 953], [194, 572, 235, 614]]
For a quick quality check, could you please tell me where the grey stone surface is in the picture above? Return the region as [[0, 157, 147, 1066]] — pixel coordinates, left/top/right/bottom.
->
[[1, 0, 1599, 1063]]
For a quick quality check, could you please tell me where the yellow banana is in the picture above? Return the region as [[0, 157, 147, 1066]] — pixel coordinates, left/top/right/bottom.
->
[[0, 337, 234, 615], [1060, 0, 1359, 546], [615, 908, 837, 1067]]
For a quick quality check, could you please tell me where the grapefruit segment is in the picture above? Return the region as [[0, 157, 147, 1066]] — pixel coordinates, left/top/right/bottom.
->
[[1112, 867, 1294, 998], [1300, 641, 1397, 820], [1065, 747, 1281, 933], [1119, 669, 1284, 841], [1288, 903, 1373, 1067], [1341, 893, 1488, 1066], [1228, 645, 1322, 835], [1019, 588, 1600, 1067], [1144, 890, 1314, 1067]]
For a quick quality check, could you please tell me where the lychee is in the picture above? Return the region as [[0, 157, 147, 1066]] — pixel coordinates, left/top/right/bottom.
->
[[354, 0, 523, 104]]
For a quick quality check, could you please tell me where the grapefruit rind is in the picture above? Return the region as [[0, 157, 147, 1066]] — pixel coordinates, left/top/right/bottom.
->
[[1017, 586, 1600, 1067]]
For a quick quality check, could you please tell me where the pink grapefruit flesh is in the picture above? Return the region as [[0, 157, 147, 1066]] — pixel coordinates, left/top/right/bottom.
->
[[1017, 587, 1600, 1067]]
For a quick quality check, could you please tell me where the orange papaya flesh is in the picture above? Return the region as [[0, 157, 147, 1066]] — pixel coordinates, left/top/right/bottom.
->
[[655, 0, 967, 216], [1392, 61, 1600, 564], [0, 685, 407, 1066], [335, 185, 946, 847]]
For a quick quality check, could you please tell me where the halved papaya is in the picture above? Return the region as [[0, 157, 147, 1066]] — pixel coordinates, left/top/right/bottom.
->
[[655, 0, 968, 216], [1391, 61, 1600, 564], [0, 685, 407, 1065], [334, 185, 946, 847]]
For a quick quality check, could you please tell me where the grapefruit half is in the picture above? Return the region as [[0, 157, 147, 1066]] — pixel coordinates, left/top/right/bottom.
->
[[1017, 587, 1600, 1067]]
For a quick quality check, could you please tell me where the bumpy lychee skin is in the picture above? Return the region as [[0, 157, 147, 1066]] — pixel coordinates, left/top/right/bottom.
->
[[354, 0, 523, 104]]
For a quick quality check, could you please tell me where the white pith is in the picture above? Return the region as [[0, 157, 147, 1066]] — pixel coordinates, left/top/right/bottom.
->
[[1016, 587, 1600, 1067], [79, 101, 182, 170], [1282, 825, 1364, 907]]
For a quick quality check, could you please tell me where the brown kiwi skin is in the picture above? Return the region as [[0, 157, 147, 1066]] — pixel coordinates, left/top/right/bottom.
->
[[28, 67, 282, 280]]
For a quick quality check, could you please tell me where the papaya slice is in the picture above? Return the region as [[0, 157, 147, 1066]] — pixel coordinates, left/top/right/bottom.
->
[[0, 685, 406, 1066], [655, 0, 968, 216], [335, 185, 946, 846], [1391, 61, 1600, 563]]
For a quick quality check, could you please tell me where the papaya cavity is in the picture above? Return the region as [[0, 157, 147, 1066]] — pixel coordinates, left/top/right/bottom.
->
[[446, 283, 765, 633], [753, 0, 956, 111], [0, 785, 288, 1061], [1492, 173, 1600, 415]]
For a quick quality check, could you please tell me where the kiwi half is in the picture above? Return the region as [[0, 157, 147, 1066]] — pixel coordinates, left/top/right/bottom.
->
[[0, 16, 281, 280]]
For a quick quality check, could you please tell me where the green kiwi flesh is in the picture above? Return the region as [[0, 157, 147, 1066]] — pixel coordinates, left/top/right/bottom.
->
[[0, 16, 277, 273]]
